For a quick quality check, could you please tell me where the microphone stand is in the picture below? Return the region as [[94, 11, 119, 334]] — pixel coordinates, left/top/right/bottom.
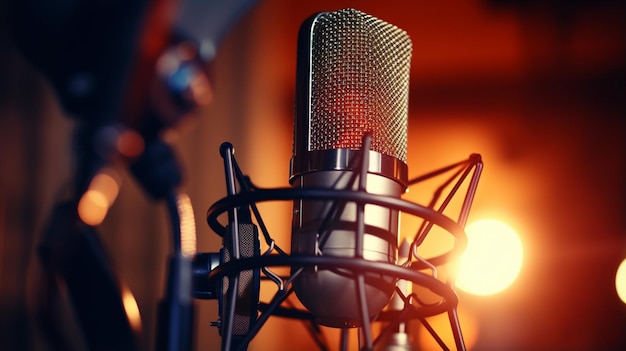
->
[[13, 1, 257, 349], [129, 137, 196, 351], [156, 189, 195, 351]]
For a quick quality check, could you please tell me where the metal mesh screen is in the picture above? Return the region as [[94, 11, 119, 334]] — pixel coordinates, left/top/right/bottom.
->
[[309, 8, 412, 162], [221, 223, 258, 336]]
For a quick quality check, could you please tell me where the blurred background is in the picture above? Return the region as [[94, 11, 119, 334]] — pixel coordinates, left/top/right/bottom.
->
[[1, 0, 625, 350]]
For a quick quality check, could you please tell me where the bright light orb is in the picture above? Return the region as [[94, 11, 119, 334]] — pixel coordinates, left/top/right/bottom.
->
[[615, 258, 626, 304], [455, 219, 523, 296]]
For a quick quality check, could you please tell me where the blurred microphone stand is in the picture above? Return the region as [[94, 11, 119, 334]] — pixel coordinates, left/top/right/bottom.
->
[[7, 0, 218, 349], [128, 34, 210, 351], [42, 32, 211, 351]]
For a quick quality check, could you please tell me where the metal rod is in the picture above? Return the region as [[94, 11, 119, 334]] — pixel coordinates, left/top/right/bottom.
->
[[340, 328, 349, 351], [457, 154, 483, 228], [219, 143, 241, 351], [448, 308, 467, 351], [234, 288, 295, 351], [418, 316, 450, 351], [356, 134, 373, 349]]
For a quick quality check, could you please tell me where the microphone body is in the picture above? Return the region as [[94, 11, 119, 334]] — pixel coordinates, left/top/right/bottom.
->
[[290, 158, 405, 328], [290, 9, 412, 327]]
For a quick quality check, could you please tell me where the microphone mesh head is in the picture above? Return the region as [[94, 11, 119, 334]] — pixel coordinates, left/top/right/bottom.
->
[[309, 9, 411, 163]]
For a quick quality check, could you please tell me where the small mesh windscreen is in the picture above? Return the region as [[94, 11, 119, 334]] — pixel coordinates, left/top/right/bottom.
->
[[221, 223, 259, 337], [308, 9, 411, 162]]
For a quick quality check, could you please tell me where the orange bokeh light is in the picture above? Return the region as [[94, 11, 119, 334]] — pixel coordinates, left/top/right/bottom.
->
[[77, 168, 121, 226]]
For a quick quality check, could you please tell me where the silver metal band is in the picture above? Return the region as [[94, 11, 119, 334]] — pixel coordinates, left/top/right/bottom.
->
[[289, 149, 408, 187]]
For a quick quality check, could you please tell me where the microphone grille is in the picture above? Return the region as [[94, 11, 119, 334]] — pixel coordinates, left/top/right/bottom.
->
[[309, 9, 412, 162]]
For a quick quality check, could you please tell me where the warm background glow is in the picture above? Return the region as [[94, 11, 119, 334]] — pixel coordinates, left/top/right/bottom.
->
[[456, 219, 523, 296], [615, 258, 626, 305], [1, 0, 625, 350]]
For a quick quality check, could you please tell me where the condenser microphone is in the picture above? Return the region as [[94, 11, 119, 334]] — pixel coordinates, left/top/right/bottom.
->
[[290, 9, 412, 327]]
